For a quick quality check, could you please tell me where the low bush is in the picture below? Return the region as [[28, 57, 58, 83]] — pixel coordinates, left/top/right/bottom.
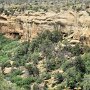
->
[[74, 56, 86, 73], [0, 74, 25, 90], [56, 82, 66, 90], [61, 60, 73, 71], [10, 69, 22, 77], [45, 58, 56, 71], [31, 52, 40, 65], [25, 64, 39, 76], [64, 67, 82, 89], [82, 53, 90, 74], [54, 72, 64, 83], [3, 61, 11, 67], [41, 72, 51, 80], [82, 74, 90, 90]]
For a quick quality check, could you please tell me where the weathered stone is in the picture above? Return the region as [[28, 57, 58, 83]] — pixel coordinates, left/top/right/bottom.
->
[[4, 67, 12, 74]]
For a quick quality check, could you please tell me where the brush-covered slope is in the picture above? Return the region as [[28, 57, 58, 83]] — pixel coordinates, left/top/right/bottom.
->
[[0, 30, 90, 90]]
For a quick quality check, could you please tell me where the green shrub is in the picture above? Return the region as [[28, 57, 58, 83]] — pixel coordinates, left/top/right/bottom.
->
[[54, 73, 63, 83], [25, 64, 33, 75], [0, 34, 20, 68], [31, 52, 40, 65], [36, 77, 43, 84], [39, 39, 53, 58], [41, 72, 51, 80], [0, 34, 12, 49], [12, 42, 30, 66], [82, 53, 90, 74], [50, 30, 62, 43], [0, 74, 25, 90], [0, 34, 13, 63], [12, 61, 20, 67], [83, 46, 90, 53], [61, 60, 73, 71], [15, 43, 28, 56], [56, 82, 66, 90], [45, 58, 56, 71], [74, 56, 86, 73], [10, 75, 36, 89], [71, 44, 83, 56], [22, 77, 36, 85], [23, 84, 31, 90], [10, 76, 23, 87], [55, 58, 65, 68], [64, 44, 83, 56], [3, 61, 11, 67], [2, 41, 19, 51], [82, 74, 90, 90], [63, 45, 72, 52], [38, 30, 62, 43], [10, 69, 22, 76], [64, 67, 82, 89], [25, 64, 39, 76]]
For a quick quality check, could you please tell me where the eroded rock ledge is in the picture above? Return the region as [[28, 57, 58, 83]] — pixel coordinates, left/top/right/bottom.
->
[[0, 10, 90, 46]]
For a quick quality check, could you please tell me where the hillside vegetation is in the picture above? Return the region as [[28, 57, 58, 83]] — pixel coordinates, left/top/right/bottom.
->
[[0, 0, 90, 89], [0, 30, 90, 90]]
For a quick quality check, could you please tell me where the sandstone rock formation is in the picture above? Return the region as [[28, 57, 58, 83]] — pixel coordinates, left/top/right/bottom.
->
[[0, 10, 90, 46], [4, 67, 12, 74]]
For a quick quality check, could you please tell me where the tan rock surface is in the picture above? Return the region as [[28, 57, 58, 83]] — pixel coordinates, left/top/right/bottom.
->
[[4, 67, 12, 74], [0, 10, 90, 46]]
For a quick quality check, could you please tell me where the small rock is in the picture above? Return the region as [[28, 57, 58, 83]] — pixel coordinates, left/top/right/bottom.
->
[[4, 67, 12, 74]]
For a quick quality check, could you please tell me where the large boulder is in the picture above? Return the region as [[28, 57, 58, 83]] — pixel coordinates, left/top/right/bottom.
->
[[4, 67, 12, 74]]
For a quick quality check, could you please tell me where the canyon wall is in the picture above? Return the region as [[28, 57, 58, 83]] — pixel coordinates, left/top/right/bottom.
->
[[0, 10, 90, 46]]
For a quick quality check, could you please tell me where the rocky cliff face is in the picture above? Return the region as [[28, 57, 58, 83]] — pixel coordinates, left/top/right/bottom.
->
[[0, 10, 90, 46], [0, 15, 23, 39], [15, 11, 76, 40]]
